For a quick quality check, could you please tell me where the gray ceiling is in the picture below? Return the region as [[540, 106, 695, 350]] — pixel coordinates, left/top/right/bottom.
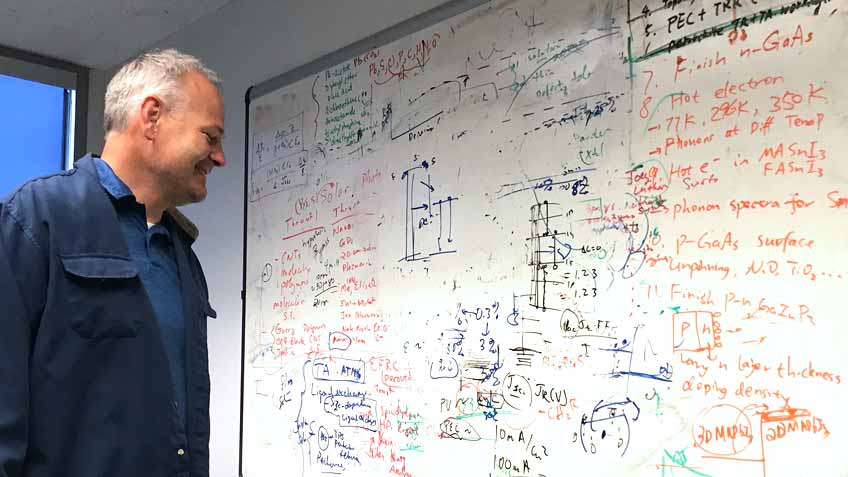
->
[[1, 0, 236, 70]]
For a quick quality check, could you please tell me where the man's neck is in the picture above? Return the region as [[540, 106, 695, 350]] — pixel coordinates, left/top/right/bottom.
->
[[101, 136, 167, 223]]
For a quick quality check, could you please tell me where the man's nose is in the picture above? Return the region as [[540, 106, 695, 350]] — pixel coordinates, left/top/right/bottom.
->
[[210, 146, 226, 167]]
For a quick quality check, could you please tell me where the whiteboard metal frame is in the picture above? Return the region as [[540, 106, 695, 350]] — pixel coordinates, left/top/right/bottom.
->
[[240, 0, 489, 475]]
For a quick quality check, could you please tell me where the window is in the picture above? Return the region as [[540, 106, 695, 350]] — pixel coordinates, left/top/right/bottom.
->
[[0, 46, 88, 197], [0, 74, 67, 196]]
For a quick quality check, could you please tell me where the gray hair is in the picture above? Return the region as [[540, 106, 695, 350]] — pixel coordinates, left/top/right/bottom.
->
[[104, 48, 221, 134]]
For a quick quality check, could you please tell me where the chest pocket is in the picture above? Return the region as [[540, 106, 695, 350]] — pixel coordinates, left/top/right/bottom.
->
[[59, 255, 147, 339]]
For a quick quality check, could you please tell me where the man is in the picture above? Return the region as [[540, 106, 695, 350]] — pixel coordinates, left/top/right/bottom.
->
[[0, 49, 225, 477]]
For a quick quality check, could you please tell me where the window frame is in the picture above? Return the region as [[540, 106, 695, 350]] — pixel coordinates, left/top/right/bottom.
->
[[0, 44, 89, 167]]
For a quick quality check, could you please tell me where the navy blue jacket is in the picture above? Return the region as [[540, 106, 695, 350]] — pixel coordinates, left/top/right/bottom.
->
[[0, 156, 215, 477]]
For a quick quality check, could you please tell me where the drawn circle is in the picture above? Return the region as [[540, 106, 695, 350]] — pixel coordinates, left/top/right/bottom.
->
[[453, 379, 481, 416], [261, 263, 273, 282], [502, 374, 533, 411], [559, 308, 581, 337], [691, 404, 753, 456], [317, 426, 330, 451]]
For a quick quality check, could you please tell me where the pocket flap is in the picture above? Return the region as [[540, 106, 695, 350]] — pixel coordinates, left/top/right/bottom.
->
[[60, 255, 138, 279]]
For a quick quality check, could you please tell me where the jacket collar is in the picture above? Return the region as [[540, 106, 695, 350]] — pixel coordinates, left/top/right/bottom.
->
[[76, 154, 199, 243], [92, 156, 134, 201]]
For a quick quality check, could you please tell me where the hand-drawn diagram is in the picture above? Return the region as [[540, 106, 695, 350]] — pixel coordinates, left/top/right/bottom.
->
[[243, 0, 848, 476], [249, 112, 309, 202], [399, 160, 458, 262]]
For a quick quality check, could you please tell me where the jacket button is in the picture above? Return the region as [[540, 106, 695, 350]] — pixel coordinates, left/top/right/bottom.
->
[[177, 448, 185, 456]]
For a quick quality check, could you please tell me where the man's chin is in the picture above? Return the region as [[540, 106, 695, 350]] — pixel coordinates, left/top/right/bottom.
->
[[176, 186, 207, 206], [187, 188, 208, 203]]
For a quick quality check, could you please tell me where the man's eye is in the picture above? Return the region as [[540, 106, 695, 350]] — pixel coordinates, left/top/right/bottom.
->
[[203, 132, 215, 145]]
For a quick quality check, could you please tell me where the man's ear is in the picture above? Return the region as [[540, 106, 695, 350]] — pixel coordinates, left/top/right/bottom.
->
[[139, 95, 163, 140]]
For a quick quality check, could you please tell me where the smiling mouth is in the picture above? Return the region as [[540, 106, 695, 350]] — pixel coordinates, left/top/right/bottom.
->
[[197, 164, 213, 176]]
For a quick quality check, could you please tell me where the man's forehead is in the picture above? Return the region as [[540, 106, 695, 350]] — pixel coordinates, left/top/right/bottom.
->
[[180, 71, 220, 98], [179, 71, 224, 123]]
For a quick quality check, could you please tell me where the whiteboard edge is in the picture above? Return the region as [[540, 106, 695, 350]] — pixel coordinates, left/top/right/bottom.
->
[[245, 0, 490, 103]]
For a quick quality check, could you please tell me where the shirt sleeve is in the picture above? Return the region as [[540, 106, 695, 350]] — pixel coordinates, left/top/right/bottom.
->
[[0, 201, 41, 477]]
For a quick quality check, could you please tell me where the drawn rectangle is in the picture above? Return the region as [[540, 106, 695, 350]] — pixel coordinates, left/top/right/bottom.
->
[[391, 81, 459, 140], [248, 151, 308, 202], [312, 358, 366, 384], [672, 311, 716, 353]]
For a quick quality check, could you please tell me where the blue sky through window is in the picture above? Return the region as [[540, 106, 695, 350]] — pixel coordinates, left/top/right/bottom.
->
[[0, 73, 66, 198]]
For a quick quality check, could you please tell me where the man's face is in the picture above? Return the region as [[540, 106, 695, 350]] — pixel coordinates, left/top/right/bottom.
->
[[152, 70, 225, 205]]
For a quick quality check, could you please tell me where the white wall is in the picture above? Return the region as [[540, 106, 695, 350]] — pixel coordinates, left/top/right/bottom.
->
[[87, 69, 107, 154], [87, 0, 450, 475]]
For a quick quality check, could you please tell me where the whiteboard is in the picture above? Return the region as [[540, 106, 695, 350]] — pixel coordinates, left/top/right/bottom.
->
[[241, 0, 848, 475]]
